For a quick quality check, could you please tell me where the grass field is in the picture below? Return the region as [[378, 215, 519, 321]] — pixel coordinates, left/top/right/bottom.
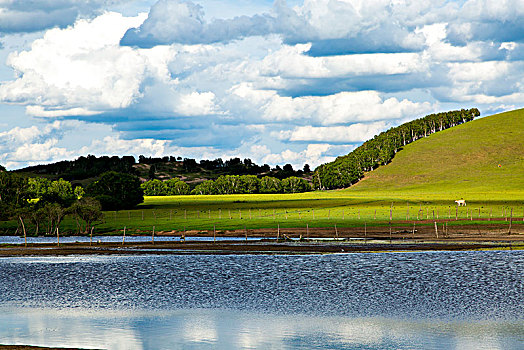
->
[[2, 191, 521, 236], [2, 109, 524, 236]]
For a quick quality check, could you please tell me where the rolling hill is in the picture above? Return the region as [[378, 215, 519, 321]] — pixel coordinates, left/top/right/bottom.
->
[[349, 108, 524, 200]]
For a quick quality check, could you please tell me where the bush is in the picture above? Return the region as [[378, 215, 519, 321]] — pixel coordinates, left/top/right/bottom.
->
[[87, 172, 143, 210]]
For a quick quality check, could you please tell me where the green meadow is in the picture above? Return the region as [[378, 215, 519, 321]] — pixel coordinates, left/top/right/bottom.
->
[[85, 190, 523, 235]]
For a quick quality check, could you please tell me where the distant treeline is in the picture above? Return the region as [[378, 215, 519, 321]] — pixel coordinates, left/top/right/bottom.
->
[[142, 175, 311, 196], [313, 108, 480, 190], [16, 155, 136, 180], [16, 154, 311, 181]]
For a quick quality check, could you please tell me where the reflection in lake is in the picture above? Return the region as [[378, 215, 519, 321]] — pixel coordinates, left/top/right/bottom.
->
[[2, 308, 522, 350], [0, 251, 523, 349]]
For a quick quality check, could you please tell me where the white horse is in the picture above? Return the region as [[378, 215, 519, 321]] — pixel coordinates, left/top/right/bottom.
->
[[455, 199, 466, 206]]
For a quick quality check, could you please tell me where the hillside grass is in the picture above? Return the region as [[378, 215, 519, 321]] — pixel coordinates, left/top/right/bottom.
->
[[350, 108, 524, 200]]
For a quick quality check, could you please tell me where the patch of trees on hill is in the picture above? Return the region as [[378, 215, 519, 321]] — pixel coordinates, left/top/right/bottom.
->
[[313, 108, 480, 190], [16, 155, 136, 180], [15, 153, 311, 184]]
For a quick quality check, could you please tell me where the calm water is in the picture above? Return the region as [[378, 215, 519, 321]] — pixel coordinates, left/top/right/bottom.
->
[[0, 251, 523, 349]]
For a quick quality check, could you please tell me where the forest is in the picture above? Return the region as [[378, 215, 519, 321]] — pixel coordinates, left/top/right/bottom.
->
[[313, 108, 480, 190]]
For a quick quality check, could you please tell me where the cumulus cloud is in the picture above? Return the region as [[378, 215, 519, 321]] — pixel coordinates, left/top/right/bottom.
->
[[258, 144, 337, 169], [447, 0, 524, 44], [0, 12, 150, 115], [260, 44, 427, 78], [0, 0, 123, 34], [280, 122, 388, 143], [0, 121, 75, 167], [232, 85, 434, 124], [120, 0, 277, 47], [120, 0, 429, 54]]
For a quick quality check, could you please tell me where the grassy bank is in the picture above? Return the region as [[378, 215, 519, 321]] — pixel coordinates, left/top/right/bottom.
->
[[1, 191, 522, 236]]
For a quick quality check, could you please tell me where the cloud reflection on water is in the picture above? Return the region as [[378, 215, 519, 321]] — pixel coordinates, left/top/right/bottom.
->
[[1, 308, 520, 350]]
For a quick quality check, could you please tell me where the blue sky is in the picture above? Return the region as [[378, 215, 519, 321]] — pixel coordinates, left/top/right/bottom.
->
[[0, 0, 523, 170]]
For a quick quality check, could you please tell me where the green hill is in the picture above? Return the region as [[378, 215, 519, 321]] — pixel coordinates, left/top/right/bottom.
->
[[349, 108, 524, 200]]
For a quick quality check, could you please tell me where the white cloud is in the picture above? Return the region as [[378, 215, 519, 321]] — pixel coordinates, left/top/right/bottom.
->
[[0, 0, 124, 33], [281, 122, 388, 143], [81, 136, 168, 157], [253, 143, 336, 168], [260, 44, 426, 78], [0, 12, 150, 114], [120, 0, 276, 46], [0, 121, 76, 167], [175, 91, 217, 116], [232, 84, 434, 124]]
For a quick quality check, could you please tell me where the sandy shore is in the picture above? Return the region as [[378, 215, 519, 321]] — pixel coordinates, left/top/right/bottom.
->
[[0, 237, 522, 256]]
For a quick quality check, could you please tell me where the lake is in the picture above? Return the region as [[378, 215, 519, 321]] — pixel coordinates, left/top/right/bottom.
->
[[0, 251, 522, 349]]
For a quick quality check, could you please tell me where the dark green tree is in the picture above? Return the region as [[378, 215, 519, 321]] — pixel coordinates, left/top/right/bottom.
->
[[0, 172, 29, 219], [141, 179, 166, 196], [69, 197, 103, 234], [259, 176, 283, 194], [164, 179, 190, 195], [86, 171, 144, 210]]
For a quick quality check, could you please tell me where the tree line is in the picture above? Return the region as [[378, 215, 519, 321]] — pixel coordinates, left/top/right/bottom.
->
[[313, 108, 480, 190], [15, 153, 312, 182], [142, 175, 312, 195]]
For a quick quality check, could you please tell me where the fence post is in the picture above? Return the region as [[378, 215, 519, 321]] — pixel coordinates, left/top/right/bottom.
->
[[152, 226, 155, 244], [122, 226, 126, 245], [19, 216, 27, 248], [306, 223, 309, 239], [508, 208, 513, 234]]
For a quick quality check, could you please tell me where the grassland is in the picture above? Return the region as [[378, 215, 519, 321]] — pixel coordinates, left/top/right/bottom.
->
[[2, 109, 523, 237]]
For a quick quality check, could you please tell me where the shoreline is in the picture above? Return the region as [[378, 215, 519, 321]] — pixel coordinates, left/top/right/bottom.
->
[[1, 238, 522, 256]]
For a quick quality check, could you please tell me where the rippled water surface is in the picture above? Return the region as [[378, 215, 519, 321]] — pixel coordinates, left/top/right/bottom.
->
[[1, 251, 523, 349]]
